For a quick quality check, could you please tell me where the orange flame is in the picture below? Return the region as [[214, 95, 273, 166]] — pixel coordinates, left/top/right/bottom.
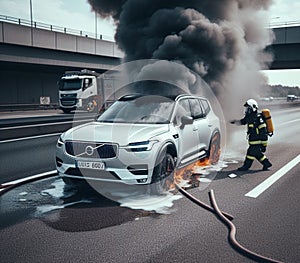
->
[[170, 157, 211, 191]]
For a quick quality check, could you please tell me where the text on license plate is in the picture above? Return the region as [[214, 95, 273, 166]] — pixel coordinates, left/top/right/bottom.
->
[[76, 161, 105, 170]]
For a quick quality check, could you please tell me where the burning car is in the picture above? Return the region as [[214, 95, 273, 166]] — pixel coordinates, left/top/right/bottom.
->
[[56, 93, 221, 186]]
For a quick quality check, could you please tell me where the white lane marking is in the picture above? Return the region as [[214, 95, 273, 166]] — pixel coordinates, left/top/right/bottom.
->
[[276, 118, 300, 128], [0, 133, 62, 144], [245, 154, 300, 198], [0, 170, 57, 191]]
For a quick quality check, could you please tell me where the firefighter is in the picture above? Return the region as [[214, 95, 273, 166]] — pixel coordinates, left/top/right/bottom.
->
[[230, 99, 272, 171]]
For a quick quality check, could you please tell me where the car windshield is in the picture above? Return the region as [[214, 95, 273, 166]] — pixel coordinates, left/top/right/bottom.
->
[[97, 95, 175, 124], [59, 79, 82, 91]]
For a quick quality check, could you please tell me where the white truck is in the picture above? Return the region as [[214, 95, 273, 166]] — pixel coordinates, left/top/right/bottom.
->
[[58, 69, 116, 113]]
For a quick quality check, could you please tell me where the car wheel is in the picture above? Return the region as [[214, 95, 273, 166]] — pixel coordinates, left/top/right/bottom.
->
[[152, 152, 175, 182], [208, 131, 221, 165], [150, 152, 176, 194]]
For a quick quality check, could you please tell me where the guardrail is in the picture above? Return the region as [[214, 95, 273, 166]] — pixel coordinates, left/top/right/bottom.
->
[[1, 14, 299, 37], [269, 20, 300, 28], [0, 103, 59, 112], [0, 14, 114, 41]]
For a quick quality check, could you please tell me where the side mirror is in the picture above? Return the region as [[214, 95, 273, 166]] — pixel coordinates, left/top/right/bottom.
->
[[181, 115, 193, 125], [94, 113, 101, 121]]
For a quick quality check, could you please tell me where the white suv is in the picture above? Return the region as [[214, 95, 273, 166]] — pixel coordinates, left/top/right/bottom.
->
[[56, 94, 221, 185]]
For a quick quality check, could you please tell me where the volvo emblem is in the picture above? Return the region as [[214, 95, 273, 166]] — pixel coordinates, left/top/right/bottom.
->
[[85, 145, 94, 156]]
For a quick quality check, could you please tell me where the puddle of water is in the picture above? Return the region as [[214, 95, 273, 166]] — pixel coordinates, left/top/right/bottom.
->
[[36, 200, 92, 215], [40, 179, 66, 198], [87, 179, 184, 214], [199, 178, 212, 183], [36, 179, 98, 216], [119, 193, 182, 214]]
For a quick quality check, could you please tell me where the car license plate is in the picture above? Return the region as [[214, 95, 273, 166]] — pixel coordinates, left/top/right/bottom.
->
[[76, 161, 105, 170]]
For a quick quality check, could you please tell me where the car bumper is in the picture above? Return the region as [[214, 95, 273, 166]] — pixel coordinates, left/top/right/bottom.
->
[[56, 143, 160, 185]]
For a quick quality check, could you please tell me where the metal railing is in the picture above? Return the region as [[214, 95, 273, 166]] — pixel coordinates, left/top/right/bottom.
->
[[269, 20, 300, 28], [0, 14, 114, 41], [1, 14, 299, 37]]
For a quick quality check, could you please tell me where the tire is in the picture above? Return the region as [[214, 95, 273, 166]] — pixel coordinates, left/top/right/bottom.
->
[[152, 152, 175, 183], [208, 131, 221, 165], [62, 108, 72, 114], [149, 152, 175, 194]]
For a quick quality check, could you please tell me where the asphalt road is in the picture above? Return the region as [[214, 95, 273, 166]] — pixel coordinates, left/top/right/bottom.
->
[[0, 103, 299, 263]]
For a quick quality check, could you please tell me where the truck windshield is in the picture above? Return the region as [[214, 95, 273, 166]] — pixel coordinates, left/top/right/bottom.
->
[[97, 96, 175, 124], [59, 79, 82, 91]]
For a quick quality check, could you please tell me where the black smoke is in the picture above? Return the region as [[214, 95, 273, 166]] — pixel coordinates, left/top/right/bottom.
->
[[87, 0, 126, 19], [88, 0, 274, 100]]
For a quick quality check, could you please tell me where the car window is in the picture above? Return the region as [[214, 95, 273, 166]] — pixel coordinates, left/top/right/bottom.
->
[[179, 99, 191, 115], [200, 99, 211, 115], [189, 99, 204, 119], [173, 99, 192, 125], [97, 96, 174, 124]]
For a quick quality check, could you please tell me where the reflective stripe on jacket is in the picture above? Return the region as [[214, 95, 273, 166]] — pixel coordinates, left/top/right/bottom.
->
[[240, 112, 268, 144]]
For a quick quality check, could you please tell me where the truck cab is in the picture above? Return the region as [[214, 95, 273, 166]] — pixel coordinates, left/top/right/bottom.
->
[[58, 69, 99, 113]]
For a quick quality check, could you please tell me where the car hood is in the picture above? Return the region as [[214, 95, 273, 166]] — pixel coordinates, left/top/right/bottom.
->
[[62, 122, 170, 146]]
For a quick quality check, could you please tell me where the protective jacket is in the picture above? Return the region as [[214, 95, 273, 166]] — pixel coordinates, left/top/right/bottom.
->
[[235, 103, 272, 171], [240, 111, 268, 147]]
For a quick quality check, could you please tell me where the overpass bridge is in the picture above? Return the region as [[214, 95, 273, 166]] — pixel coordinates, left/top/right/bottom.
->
[[0, 17, 299, 107], [0, 19, 122, 108], [268, 25, 300, 69]]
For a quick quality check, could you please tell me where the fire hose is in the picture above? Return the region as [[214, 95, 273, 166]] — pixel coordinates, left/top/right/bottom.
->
[[209, 189, 283, 263], [175, 184, 234, 221], [176, 184, 283, 263]]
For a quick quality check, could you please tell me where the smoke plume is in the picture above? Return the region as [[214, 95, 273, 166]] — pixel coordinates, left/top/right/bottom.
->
[[88, 0, 274, 117]]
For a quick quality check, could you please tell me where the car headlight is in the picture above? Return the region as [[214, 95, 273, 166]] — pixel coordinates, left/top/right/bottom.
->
[[125, 140, 159, 152], [57, 135, 65, 147]]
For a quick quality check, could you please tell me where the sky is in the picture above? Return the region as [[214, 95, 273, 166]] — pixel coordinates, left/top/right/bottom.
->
[[0, 0, 299, 87]]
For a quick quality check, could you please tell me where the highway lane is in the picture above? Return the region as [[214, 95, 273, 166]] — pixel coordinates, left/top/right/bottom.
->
[[0, 148, 299, 263], [0, 104, 299, 262], [0, 111, 94, 140], [0, 134, 59, 184], [0, 112, 93, 183]]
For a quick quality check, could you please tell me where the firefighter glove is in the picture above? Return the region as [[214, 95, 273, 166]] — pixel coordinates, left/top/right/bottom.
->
[[260, 145, 267, 153]]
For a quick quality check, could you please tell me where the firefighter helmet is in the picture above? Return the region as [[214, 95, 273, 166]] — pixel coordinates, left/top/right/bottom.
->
[[244, 99, 258, 112]]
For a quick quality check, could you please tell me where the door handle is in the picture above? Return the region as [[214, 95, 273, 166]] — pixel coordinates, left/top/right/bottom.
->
[[193, 127, 198, 131]]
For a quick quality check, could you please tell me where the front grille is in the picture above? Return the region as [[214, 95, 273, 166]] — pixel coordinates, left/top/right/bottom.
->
[[61, 93, 77, 98], [65, 168, 120, 180], [65, 141, 118, 159], [60, 99, 77, 106]]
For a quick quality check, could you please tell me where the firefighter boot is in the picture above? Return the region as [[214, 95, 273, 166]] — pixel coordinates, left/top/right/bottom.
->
[[238, 159, 253, 171], [261, 158, 272, 171]]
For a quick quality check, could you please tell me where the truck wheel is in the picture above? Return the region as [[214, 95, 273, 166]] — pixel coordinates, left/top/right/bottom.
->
[[62, 109, 72, 114]]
